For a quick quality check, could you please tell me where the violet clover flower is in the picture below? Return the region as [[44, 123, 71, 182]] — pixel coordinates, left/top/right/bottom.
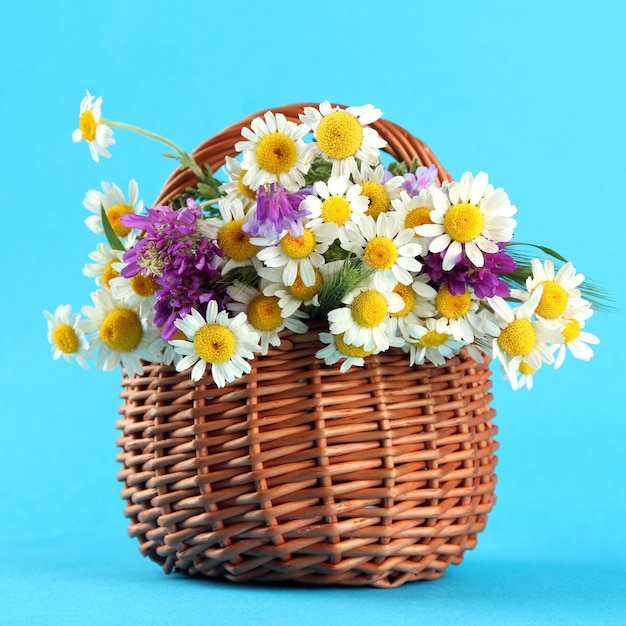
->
[[120, 199, 225, 340], [402, 164, 439, 195], [242, 183, 310, 240]]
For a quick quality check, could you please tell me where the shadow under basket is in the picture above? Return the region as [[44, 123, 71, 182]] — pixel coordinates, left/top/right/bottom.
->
[[115, 104, 499, 588]]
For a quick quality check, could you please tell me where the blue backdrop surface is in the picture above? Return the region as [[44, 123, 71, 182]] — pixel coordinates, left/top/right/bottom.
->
[[1, 1, 625, 624]]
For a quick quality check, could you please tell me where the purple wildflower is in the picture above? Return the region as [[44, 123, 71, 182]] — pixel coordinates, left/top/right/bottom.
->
[[242, 183, 310, 240], [120, 198, 225, 340], [382, 164, 438, 195]]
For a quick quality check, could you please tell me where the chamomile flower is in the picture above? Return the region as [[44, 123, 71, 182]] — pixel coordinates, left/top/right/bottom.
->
[[259, 265, 324, 317], [300, 101, 387, 177], [391, 188, 436, 247], [44, 305, 91, 369], [72, 90, 115, 162], [553, 306, 599, 369], [433, 283, 483, 343], [506, 359, 540, 391], [416, 171, 517, 271], [216, 196, 261, 274], [352, 163, 404, 220], [82, 242, 124, 288], [171, 301, 261, 386], [404, 317, 466, 366], [219, 156, 258, 207], [328, 283, 403, 352], [83, 180, 143, 240], [226, 282, 308, 354], [341, 212, 422, 291], [511, 259, 588, 321], [81, 289, 162, 377], [256, 220, 338, 287], [488, 286, 563, 382], [303, 175, 369, 235], [316, 331, 376, 373], [235, 110, 313, 192], [109, 261, 159, 306], [387, 275, 437, 337]]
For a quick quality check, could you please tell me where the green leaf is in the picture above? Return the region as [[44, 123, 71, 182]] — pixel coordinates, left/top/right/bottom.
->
[[506, 241, 569, 263], [100, 205, 126, 252]]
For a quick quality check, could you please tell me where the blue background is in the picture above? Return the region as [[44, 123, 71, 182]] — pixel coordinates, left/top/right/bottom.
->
[[2, 0, 625, 624]]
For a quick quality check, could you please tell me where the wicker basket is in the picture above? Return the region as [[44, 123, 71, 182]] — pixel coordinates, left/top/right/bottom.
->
[[115, 104, 499, 588]]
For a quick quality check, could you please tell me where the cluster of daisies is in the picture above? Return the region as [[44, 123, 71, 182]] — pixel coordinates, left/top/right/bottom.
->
[[45, 92, 599, 390]]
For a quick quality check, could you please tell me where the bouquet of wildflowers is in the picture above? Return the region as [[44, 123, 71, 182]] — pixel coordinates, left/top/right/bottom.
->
[[45, 92, 602, 391]]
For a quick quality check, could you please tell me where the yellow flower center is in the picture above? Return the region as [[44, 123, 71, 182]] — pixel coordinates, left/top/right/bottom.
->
[[255, 132, 298, 175], [335, 332, 373, 358], [218, 220, 259, 261], [405, 207, 433, 234], [535, 281, 568, 319], [350, 290, 388, 327], [130, 274, 158, 298], [417, 330, 449, 348], [497, 318, 536, 357], [193, 323, 237, 364], [390, 282, 416, 318], [519, 361, 536, 375], [288, 268, 323, 300], [100, 308, 143, 352], [237, 170, 257, 200], [435, 284, 472, 319], [444, 203, 484, 243], [102, 259, 120, 289], [316, 111, 363, 160], [53, 324, 80, 354], [361, 181, 390, 219], [79, 110, 97, 142], [281, 229, 316, 259], [562, 318, 581, 344], [247, 295, 283, 331], [321, 196, 352, 225], [364, 236, 398, 271], [106, 203, 134, 238]]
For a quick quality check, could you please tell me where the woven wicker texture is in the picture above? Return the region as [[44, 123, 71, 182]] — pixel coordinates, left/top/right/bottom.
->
[[116, 105, 498, 588]]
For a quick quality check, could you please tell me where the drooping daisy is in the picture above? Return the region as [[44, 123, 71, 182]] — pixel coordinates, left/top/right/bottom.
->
[[506, 359, 540, 391], [387, 275, 437, 337], [404, 317, 466, 367], [81, 289, 162, 377], [511, 259, 588, 322], [341, 212, 422, 291], [316, 331, 376, 373], [219, 156, 258, 207], [72, 90, 115, 162], [256, 220, 338, 287], [44, 305, 91, 369], [416, 171, 517, 271], [299, 101, 387, 177], [488, 286, 563, 383], [303, 175, 369, 235], [226, 282, 308, 354], [170, 301, 261, 386], [327, 283, 403, 352], [352, 163, 404, 220], [235, 110, 313, 192], [553, 306, 599, 369], [82, 242, 125, 288], [83, 180, 143, 240], [216, 196, 261, 274]]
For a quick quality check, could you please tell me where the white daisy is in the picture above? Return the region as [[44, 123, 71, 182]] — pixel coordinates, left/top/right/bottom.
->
[[387, 275, 437, 337], [259, 265, 324, 317], [235, 110, 313, 192], [170, 301, 261, 386], [219, 155, 259, 207], [316, 331, 376, 373], [83, 180, 143, 240], [299, 101, 386, 177], [432, 283, 483, 344], [341, 211, 422, 291], [416, 171, 517, 271], [351, 162, 404, 220], [404, 317, 466, 367], [256, 220, 338, 287], [488, 286, 563, 383], [81, 289, 162, 377], [391, 188, 437, 248], [553, 306, 599, 369], [109, 261, 159, 306], [226, 282, 308, 355], [505, 359, 540, 391], [82, 242, 125, 288], [72, 90, 115, 162], [44, 305, 91, 369], [327, 282, 403, 352], [216, 196, 262, 275], [303, 175, 369, 235]]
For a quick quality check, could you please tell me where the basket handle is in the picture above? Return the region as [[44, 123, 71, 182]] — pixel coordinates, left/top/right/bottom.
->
[[155, 102, 452, 206]]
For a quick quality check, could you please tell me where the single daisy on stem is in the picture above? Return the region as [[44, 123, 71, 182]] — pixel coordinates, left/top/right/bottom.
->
[[72, 90, 115, 162]]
